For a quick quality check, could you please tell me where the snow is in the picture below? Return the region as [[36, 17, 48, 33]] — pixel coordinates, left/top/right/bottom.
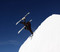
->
[[18, 14, 60, 52]]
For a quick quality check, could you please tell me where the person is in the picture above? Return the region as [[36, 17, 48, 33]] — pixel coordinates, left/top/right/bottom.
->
[[20, 18, 33, 34]]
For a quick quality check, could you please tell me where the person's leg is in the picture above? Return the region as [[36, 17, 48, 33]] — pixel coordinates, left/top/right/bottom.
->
[[24, 19, 26, 23]]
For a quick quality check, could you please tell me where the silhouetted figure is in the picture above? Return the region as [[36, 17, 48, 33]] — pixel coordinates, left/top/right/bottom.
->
[[20, 18, 33, 35]]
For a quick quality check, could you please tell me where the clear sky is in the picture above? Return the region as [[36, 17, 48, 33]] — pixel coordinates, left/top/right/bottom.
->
[[0, 0, 60, 52]]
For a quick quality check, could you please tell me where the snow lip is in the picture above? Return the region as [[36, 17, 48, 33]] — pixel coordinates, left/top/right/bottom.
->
[[18, 14, 60, 52]]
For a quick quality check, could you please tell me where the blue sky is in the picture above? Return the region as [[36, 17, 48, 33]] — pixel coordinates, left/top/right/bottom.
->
[[0, 0, 60, 52]]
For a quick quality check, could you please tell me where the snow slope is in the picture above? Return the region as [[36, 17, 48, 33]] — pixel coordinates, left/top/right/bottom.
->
[[18, 14, 60, 52]]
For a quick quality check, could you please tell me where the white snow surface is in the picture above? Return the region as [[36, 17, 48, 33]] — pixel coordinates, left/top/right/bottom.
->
[[18, 14, 60, 52]]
